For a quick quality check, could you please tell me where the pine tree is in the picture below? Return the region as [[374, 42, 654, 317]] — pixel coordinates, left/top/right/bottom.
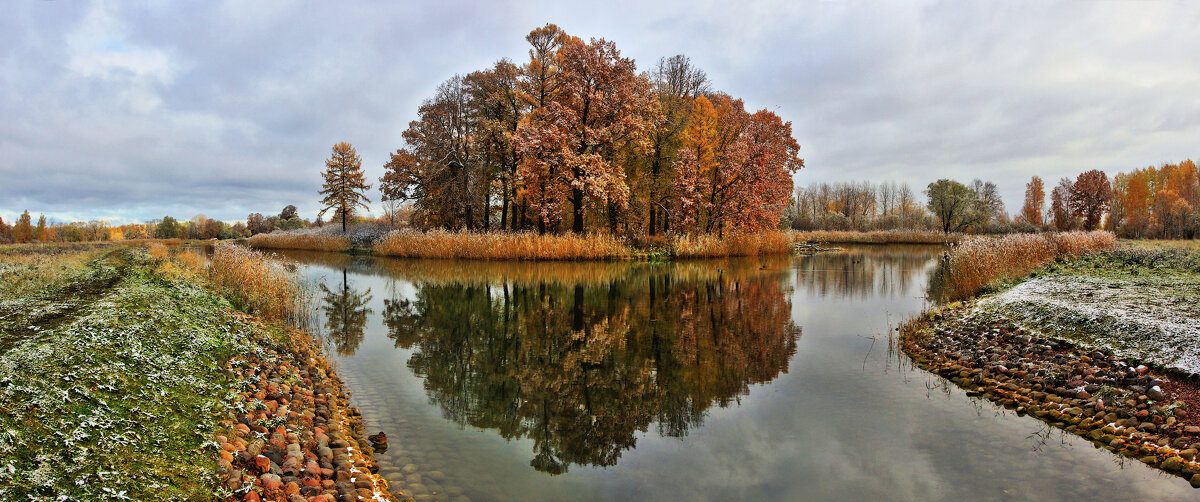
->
[[319, 142, 371, 232]]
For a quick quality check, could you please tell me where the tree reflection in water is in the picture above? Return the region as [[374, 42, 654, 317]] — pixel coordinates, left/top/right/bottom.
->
[[320, 269, 373, 356], [381, 263, 801, 475], [793, 245, 944, 299]]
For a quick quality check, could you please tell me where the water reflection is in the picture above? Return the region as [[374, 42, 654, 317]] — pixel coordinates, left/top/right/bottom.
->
[[794, 245, 940, 299], [378, 264, 801, 474], [319, 269, 373, 356]]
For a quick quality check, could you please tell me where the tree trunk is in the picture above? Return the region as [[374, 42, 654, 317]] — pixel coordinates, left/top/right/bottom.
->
[[571, 187, 585, 234], [500, 184, 509, 232]]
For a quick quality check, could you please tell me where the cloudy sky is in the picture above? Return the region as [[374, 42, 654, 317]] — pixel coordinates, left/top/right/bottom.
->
[[2, 1, 1197, 224]]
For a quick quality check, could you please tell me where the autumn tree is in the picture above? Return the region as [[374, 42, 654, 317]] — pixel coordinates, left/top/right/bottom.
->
[[154, 216, 180, 239], [1068, 169, 1112, 231], [467, 60, 524, 231], [514, 35, 660, 234], [0, 217, 10, 244], [1020, 176, 1045, 227], [925, 180, 987, 234], [1049, 178, 1073, 231], [671, 94, 802, 235], [12, 211, 33, 243], [319, 142, 372, 232], [642, 55, 710, 236]]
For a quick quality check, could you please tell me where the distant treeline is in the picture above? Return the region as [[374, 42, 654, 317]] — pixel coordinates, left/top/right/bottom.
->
[[0, 205, 360, 244], [790, 159, 1198, 237]]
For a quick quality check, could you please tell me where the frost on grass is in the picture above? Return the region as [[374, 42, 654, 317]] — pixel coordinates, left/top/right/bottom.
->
[[979, 274, 1200, 374], [0, 254, 264, 501]]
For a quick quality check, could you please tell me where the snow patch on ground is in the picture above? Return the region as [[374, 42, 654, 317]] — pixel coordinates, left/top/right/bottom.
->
[[980, 274, 1200, 374]]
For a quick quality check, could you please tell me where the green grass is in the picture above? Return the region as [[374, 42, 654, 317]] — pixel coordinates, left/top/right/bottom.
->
[[0, 248, 276, 501]]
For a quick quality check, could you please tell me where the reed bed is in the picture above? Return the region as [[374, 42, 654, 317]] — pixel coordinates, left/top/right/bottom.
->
[[939, 231, 1117, 301], [374, 230, 633, 260], [793, 229, 961, 245], [146, 242, 170, 260], [670, 231, 794, 258], [248, 232, 351, 252], [198, 244, 315, 328]]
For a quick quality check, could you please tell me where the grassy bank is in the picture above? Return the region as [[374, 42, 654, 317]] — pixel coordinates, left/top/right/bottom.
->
[[0, 245, 393, 501], [902, 238, 1200, 486]]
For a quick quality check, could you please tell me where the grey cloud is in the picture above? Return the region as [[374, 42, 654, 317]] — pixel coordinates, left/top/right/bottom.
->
[[2, 1, 1197, 223]]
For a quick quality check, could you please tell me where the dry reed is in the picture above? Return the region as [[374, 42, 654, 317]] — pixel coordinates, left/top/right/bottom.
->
[[373, 230, 632, 260], [248, 232, 351, 252], [940, 231, 1117, 301], [146, 242, 169, 260], [793, 229, 961, 245], [670, 231, 794, 258], [201, 244, 315, 327]]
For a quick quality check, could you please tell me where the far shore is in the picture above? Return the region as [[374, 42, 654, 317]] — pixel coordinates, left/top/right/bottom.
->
[[244, 227, 959, 261]]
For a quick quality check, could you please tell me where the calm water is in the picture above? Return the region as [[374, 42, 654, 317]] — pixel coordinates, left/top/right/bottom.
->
[[275, 246, 1195, 501]]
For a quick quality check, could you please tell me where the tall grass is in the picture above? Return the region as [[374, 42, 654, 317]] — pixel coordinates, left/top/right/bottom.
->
[[248, 232, 351, 252], [671, 231, 794, 258], [193, 244, 315, 328], [374, 230, 633, 260], [793, 229, 961, 245], [938, 231, 1117, 301]]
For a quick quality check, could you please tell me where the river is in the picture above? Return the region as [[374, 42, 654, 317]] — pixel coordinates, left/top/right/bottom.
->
[[273, 245, 1194, 501]]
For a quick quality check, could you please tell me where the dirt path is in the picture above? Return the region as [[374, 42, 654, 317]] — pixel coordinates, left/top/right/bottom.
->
[[0, 249, 130, 353]]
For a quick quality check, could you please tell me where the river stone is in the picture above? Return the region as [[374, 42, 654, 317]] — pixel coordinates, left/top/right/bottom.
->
[[402, 463, 419, 473], [1161, 456, 1185, 472]]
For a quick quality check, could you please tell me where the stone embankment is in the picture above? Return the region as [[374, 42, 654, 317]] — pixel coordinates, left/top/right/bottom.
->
[[215, 317, 396, 502], [903, 305, 1200, 488]]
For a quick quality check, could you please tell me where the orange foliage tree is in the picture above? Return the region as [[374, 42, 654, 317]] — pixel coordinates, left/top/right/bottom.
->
[[319, 142, 371, 232], [1068, 170, 1111, 231], [514, 35, 660, 234], [671, 95, 802, 235], [1020, 176, 1044, 227]]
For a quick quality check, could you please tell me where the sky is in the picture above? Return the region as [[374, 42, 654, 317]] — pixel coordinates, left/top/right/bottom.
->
[[2, 0, 1198, 224]]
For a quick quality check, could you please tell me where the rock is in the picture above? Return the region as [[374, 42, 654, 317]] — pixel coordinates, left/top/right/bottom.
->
[[1162, 456, 1185, 471], [1192, 474, 1200, 488], [1148, 386, 1166, 401]]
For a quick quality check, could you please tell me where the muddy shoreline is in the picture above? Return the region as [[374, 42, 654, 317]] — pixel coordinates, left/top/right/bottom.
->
[[902, 303, 1200, 488]]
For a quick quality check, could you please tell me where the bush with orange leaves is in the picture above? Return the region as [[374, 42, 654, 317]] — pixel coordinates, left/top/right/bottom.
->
[[939, 231, 1117, 301]]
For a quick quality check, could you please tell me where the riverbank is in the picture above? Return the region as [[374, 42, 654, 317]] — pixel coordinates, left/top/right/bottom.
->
[[0, 245, 395, 501], [248, 225, 917, 261], [903, 242, 1200, 487]]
